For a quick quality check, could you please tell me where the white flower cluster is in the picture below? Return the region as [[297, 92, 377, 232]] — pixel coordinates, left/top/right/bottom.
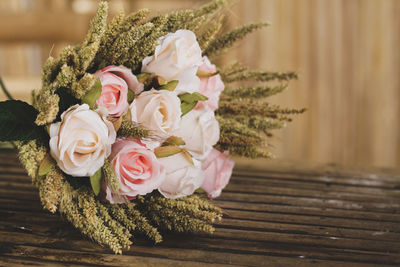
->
[[49, 30, 233, 202]]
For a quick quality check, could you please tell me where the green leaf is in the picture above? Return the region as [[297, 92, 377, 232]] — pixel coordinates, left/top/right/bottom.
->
[[192, 92, 208, 101], [38, 154, 55, 176], [159, 80, 178, 91], [179, 92, 208, 116], [82, 78, 102, 109], [179, 92, 208, 103], [162, 136, 185, 146], [196, 70, 219, 78], [127, 89, 135, 103], [154, 146, 182, 158], [181, 101, 197, 116], [156, 76, 167, 86], [181, 149, 194, 165], [0, 100, 47, 141], [90, 168, 102, 196], [195, 188, 205, 194], [136, 72, 152, 83]]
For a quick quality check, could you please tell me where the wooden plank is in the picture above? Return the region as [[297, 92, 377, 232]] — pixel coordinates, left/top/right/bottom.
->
[[1, 150, 400, 265], [0, 230, 397, 266]]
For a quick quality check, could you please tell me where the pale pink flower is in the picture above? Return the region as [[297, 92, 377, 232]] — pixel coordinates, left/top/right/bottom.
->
[[201, 149, 234, 199], [195, 57, 225, 112], [106, 139, 165, 203], [95, 65, 143, 117]]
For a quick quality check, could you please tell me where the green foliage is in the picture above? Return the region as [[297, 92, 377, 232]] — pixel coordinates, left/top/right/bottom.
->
[[204, 22, 269, 59], [159, 80, 178, 91], [17, 140, 47, 182], [38, 154, 55, 177], [179, 92, 208, 116], [77, 1, 108, 74], [82, 78, 102, 109], [90, 168, 102, 196], [127, 90, 135, 103], [34, 90, 60, 126], [197, 70, 219, 78], [233, 115, 286, 132], [217, 96, 306, 119], [154, 146, 182, 158], [0, 100, 47, 141], [162, 136, 185, 146], [216, 115, 282, 158], [38, 168, 64, 213], [194, 0, 227, 17], [117, 120, 150, 139], [103, 159, 120, 192], [222, 70, 298, 83], [224, 84, 288, 98], [55, 88, 80, 122]]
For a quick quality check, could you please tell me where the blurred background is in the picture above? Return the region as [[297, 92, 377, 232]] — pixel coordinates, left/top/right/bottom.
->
[[0, 0, 399, 169]]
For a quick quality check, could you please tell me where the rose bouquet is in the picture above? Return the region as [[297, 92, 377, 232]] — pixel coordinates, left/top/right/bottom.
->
[[0, 0, 304, 253]]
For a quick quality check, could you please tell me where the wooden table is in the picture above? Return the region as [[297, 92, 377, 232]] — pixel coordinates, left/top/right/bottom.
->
[[0, 150, 399, 266]]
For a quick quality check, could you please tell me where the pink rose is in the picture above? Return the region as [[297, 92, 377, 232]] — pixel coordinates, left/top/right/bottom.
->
[[195, 57, 225, 112], [201, 149, 234, 198], [106, 139, 165, 204], [95, 65, 144, 117]]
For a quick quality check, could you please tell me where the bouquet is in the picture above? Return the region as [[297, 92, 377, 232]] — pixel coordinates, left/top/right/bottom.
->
[[0, 0, 304, 254]]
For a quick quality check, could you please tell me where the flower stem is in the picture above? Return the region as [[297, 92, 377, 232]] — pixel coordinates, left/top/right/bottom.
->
[[0, 76, 14, 100], [0, 77, 17, 149]]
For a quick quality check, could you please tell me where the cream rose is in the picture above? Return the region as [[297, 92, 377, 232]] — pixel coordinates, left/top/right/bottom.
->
[[49, 104, 116, 177], [130, 89, 181, 136], [158, 152, 204, 199], [141, 30, 202, 95], [173, 106, 220, 160]]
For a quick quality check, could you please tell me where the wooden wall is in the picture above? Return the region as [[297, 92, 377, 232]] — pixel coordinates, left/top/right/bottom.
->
[[0, 0, 399, 168]]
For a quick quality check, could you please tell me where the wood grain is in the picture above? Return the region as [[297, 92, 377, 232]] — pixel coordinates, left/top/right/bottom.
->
[[230, 0, 400, 168], [0, 150, 399, 266]]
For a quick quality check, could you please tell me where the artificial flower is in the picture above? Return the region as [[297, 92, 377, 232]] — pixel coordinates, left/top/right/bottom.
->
[[49, 104, 116, 177], [141, 30, 202, 94], [106, 139, 165, 203], [195, 56, 225, 111], [94, 65, 143, 117], [173, 105, 220, 160], [130, 89, 182, 136], [158, 152, 204, 199], [201, 149, 234, 198]]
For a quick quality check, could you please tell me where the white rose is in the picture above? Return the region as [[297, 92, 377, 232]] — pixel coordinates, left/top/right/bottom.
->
[[173, 106, 220, 160], [49, 104, 116, 177], [141, 30, 202, 95], [158, 152, 204, 199], [130, 89, 182, 136]]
